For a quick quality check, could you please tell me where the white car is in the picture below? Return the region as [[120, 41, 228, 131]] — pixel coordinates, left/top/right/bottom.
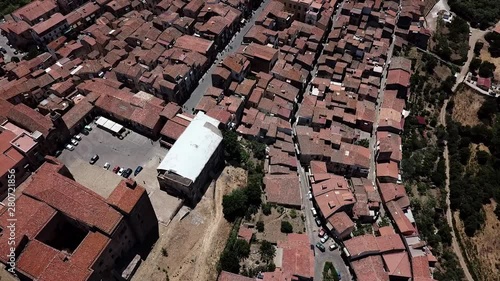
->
[[73, 135, 82, 141], [103, 163, 110, 170], [117, 168, 124, 176], [320, 235, 329, 244], [70, 139, 79, 146], [329, 243, 338, 251], [65, 144, 75, 151], [307, 191, 313, 200]]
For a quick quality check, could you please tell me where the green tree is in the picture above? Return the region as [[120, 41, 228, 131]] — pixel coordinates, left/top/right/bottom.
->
[[476, 150, 490, 165], [469, 58, 482, 73], [222, 189, 248, 221], [322, 262, 340, 281], [256, 221, 265, 232], [280, 221, 293, 233], [478, 61, 496, 78], [474, 41, 484, 55], [477, 99, 498, 122], [259, 240, 276, 263], [223, 131, 242, 162], [219, 250, 240, 273], [233, 239, 251, 260], [262, 203, 272, 215], [355, 139, 370, 148]]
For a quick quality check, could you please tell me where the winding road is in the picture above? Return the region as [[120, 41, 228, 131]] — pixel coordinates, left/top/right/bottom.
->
[[439, 100, 475, 281]]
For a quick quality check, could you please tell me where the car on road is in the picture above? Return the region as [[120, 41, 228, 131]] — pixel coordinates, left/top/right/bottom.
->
[[320, 235, 329, 244], [134, 166, 143, 176], [113, 166, 120, 173], [0, 47, 6, 54], [315, 218, 322, 227], [103, 163, 110, 170], [89, 154, 99, 164], [311, 207, 317, 216], [307, 191, 312, 200], [81, 129, 90, 135], [13, 50, 18, 55], [318, 229, 325, 237], [117, 168, 124, 176], [70, 139, 79, 146], [65, 144, 74, 151], [73, 135, 82, 141], [315, 242, 325, 252], [329, 243, 338, 251], [84, 125, 92, 131], [54, 150, 62, 157]]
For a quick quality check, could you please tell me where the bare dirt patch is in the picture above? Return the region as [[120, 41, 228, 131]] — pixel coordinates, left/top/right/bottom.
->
[[480, 44, 500, 81], [451, 87, 485, 126], [454, 201, 500, 281], [131, 166, 247, 281], [253, 207, 306, 244]]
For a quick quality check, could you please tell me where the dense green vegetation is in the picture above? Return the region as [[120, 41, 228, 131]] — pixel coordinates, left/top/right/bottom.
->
[[280, 221, 293, 233], [485, 32, 500, 57], [0, 0, 31, 17], [446, 97, 500, 235], [433, 17, 470, 65], [259, 240, 276, 263], [218, 218, 244, 273], [449, 0, 500, 29]]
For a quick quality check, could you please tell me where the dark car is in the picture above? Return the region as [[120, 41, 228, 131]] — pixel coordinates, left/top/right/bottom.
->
[[315, 242, 325, 252], [13, 50, 18, 55], [315, 218, 322, 227], [113, 166, 120, 173], [134, 166, 143, 176], [54, 150, 62, 157], [122, 168, 132, 178], [81, 129, 90, 135], [0, 47, 6, 54], [89, 154, 99, 164]]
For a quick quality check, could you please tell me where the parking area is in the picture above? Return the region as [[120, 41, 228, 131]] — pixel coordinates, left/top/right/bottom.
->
[[0, 32, 26, 62], [58, 124, 183, 224]]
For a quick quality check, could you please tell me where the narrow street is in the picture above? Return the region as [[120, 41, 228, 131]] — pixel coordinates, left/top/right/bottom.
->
[[439, 100, 475, 281], [182, 0, 272, 112]]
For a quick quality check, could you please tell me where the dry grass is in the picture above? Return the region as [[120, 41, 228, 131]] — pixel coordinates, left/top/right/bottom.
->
[[132, 166, 247, 281], [451, 86, 486, 126], [253, 207, 306, 244], [480, 44, 500, 81], [455, 201, 500, 281]]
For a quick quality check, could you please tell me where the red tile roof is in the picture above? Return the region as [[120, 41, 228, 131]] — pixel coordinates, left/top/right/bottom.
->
[[386, 201, 415, 235], [160, 119, 187, 141], [237, 226, 254, 243], [278, 234, 314, 280], [16, 240, 59, 278], [386, 69, 410, 88], [263, 174, 301, 207], [22, 160, 122, 235], [351, 255, 389, 281], [382, 252, 411, 278], [107, 180, 147, 214], [218, 271, 255, 281]]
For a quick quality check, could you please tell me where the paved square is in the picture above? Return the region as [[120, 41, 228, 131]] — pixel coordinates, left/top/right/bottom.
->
[[58, 123, 183, 224]]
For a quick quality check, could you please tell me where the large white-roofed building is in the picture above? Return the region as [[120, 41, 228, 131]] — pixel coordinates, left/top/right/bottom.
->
[[157, 112, 224, 204]]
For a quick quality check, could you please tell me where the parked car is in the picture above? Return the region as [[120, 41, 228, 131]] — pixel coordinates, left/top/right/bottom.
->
[[315, 242, 325, 252], [70, 139, 79, 146], [329, 243, 338, 251], [13, 50, 18, 55], [81, 129, 90, 135], [89, 154, 99, 164], [65, 144, 74, 151], [73, 135, 82, 141], [117, 168, 124, 176], [122, 168, 132, 178], [318, 229, 325, 237], [113, 166, 120, 173], [103, 163, 110, 170], [307, 191, 312, 200], [84, 125, 92, 131], [134, 166, 143, 176], [54, 150, 62, 157], [315, 218, 322, 227], [320, 235, 329, 244], [0, 47, 6, 54], [311, 207, 317, 216]]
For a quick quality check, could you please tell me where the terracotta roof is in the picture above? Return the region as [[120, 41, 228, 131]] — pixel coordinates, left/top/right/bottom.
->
[[218, 271, 255, 281], [382, 252, 411, 278], [237, 226, 254, 243], [386, 201, 415, 235], [160, 119, 187, 141], [351, 255, 389, 281], [173, 35, 213, 55], [263, 174, 301, 207], [328, 211, 355, 236], [32, 13, 66, 35], [7, 103, 53, 137], [107, 180, 147, 214], [278, 233, 314, 280]]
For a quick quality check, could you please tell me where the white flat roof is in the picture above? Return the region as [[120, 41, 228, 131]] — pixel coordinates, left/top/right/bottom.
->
[[157, 112, 222, 182]]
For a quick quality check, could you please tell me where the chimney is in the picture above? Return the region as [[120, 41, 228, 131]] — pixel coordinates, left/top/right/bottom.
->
[[125, 179, 137, 189]]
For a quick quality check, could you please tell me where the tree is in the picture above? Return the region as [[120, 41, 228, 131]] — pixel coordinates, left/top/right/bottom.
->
[[256, 221, 265, 232], [474, 41, 484, 55], [223, 131, 242, 162], [262, 203, 272, 215], [355, 139, 370, 148], [469, 58, 482, 73], [245, 182, 262, 206], [219, 250, 240, 273], [259, 240, 276, 263], [233, 239, 251, 260], [280, 221, 293, 233], [323, 262, 340, 281], [477, 99, 498, 122], [249, 141, 266, 160], [478, 61, 496, 78], [476, 150, 490, 165], [222, 189, 248, 221], [425, 56, 438, 73]]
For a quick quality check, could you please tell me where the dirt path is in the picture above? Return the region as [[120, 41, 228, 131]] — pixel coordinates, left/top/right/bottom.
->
[[439, 100, 475, 281]]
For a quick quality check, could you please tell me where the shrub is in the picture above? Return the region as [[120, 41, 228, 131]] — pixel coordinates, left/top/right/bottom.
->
[[289, 209, 297, 219], [280, 221, 293, 233], [256, 221, 265, 232], [259, 240, 276, 263], [262, 203, 272, 215]]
